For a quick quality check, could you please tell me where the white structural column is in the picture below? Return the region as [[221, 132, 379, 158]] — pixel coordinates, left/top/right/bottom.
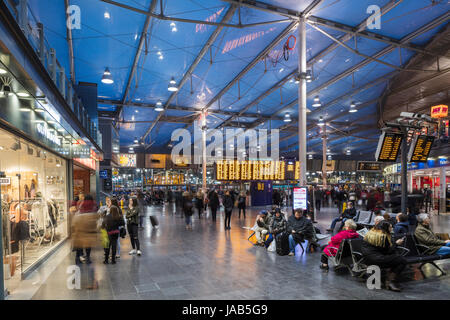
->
[[201, 112, 207, 193], [322, 124, 327, 188], [298, 17, 307, 186], [440, 166, 446, 213]]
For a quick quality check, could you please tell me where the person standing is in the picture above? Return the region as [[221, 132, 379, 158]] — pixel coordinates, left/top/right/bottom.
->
[[110, 198, 124, 260], [223, 191, 234, 230], [238, 191, 246, 219], [314, 187, 322, 212], [182, 191, 194, 230], [102, 206, 125, 264], [125, 198, 141, 256], [195, 191, 204, 219], [137, 192, 146, 228], [208, 189, 219, 222]]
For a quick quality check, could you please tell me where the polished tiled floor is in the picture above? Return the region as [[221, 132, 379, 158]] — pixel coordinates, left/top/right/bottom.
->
[[30, 203, 450, 300]]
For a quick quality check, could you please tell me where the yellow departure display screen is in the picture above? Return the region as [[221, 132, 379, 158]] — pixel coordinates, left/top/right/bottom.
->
[[408, 135, 434, 163], [375, 132, 403, 162], [216, 160, 298, 181]]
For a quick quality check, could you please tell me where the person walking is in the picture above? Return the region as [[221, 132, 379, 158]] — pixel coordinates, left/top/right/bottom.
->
[[238, 191, 246, 219], [208, 189, 219, 222], [137, 192, 146, 228], [223, 191, 234, 230], [182, 191, 194, 230], [195, 191, 204, 219], [102, 206, 125, 264], [125, 198, 141, 256]]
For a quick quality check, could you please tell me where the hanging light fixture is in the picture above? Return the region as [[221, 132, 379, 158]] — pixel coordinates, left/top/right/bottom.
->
[[155, 100, 164, 111], [284, 113, 292, 122], [346, 149, 351, 155], [0, 77, 13, 97], [312, 96, 321, 107], [308, 154, 313, 160], [0, 67, 7, 74], [101, 68, 114, 84], [327, 155, 332, 160], [168, 77, 178, 92], [170, 22, 177, 32], [349, 101, 358, 113], [128, 147, 134, 153], [317, 116, 325, 126]]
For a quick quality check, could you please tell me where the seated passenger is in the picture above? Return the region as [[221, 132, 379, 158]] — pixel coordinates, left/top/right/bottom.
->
[[373, 215, 384, 226], [287, 209, 315, 256], [326, 202, 356, 232], [393, 214, 409, 237], [265, 210, 287, 248], [361, 221, 406, 292], [254, 211, 271, 246], [320, 219, 360, 270], [415, 213, 450, 257], [373, 202, 385, 216]]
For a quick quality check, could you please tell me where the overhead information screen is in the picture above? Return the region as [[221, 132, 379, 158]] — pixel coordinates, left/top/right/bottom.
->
[[408, 135, 434, 163], [375, 132, 403, 162], [216, 160, 295, 181], [357, 162, 382, 172]]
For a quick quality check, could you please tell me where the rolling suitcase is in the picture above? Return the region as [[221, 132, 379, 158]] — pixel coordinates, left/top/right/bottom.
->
[[149, 215, 159, 228], [276, 232, 290, 256]]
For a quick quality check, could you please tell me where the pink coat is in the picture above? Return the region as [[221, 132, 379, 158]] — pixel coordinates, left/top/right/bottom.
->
[[323, 229, 360, 257]]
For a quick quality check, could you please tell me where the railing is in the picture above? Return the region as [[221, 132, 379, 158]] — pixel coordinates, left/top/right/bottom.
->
[[4, 0, 102, 149]]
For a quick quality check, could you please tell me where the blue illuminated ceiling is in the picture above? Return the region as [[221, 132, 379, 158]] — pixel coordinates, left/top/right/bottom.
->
[[26, 0, 450, 158]]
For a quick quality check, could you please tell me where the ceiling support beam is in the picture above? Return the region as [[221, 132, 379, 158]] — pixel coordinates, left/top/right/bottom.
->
[[64, 0, 76, 83], [142, 5, 237, 142], [100, 0, 290, 28], [117, 0, 158, 120]]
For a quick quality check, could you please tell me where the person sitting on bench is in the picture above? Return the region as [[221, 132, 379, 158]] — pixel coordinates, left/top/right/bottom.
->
[[393, 214, 409, 237], [265, 210, 286, 248], [320, 219, 360, 270], [254, 211, 271, 246], [361, 221, 406, 292], [415, 213, 450, 257], [327, 202, 356, 232], [287, 209, 315, 256]]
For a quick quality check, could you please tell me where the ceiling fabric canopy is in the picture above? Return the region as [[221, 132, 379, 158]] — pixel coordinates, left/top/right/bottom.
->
[[26, 0, 449, 157]]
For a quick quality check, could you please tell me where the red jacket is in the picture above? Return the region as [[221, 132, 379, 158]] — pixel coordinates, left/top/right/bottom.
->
[[323, 229, 360, 257]]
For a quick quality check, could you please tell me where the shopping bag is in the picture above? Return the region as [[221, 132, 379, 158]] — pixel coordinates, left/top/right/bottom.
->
[[248, 232, 258, 245], [100, 228, 110, 249], [342, 202, 347, 212], [267, 239, 276, 252]]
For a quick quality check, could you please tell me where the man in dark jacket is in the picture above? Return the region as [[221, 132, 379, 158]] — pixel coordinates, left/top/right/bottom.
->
[[314, 187, 323, 212], [208, 189, 220, 222], [393, 213, 409, 237], [327, 201, 356, 232], [286, 209, 314, 256], [336, 187, 347, 214], [223, 191, 234, 230], [415, 213, 450, 256]]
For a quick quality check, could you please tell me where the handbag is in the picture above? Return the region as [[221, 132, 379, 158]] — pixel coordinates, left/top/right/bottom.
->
[[119, 226, 126, 238], [267, 239, 276, 252]]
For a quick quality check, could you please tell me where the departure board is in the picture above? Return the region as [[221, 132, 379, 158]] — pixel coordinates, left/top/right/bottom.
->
[[408, 135, 434, 163], [375, 132, 403, 162], [215, 160, 299, 181], [357, 161, 382, 172]]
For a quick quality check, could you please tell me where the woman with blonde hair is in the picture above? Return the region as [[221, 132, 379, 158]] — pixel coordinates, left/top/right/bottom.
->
[[361, 220, 406, 292]]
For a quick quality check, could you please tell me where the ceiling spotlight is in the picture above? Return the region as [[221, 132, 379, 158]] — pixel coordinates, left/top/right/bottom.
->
[[172, 26, 178, 32], [155, 100, 164, 112], [312, 96, 321, 108], [284, 113, 292, 122], [317, 116, 325, 126], [349, 101, 358, 113], [168, 77, 178, 92], [327, 155, 332, 160], [128, 147, 134, 153], [0, 68, 7, 74], [170, 22, 176, 27], [346, 149, 351, 155], [101, 67, 114, 84], [158, 55, 164, 60], [104, 12, 111, 19], [308, 154, 313, 160], [17, 92, 29, 97]]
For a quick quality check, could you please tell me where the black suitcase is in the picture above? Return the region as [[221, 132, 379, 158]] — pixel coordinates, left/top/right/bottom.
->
[[149, 215, 159, 227], [276, 232, 290, 256]]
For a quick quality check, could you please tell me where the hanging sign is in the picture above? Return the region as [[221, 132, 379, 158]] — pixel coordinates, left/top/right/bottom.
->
[[431, 105, 448, 118], [408, 135, 435, 163], [357, 161, 382, 172], [375, 132, 403, 162]]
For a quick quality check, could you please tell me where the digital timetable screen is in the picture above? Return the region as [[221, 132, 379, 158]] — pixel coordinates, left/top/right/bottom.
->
[[408, 135, 434, 163], [216, 160, 294, 181], [375, 132, 403, 162]]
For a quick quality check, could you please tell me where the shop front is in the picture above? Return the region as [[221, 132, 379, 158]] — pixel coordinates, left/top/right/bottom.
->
[[0, 62, 102, 298]]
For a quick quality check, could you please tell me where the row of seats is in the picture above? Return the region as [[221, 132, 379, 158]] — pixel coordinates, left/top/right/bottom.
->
[[329, 234, 448, 278], [353, 210, 397, 227]]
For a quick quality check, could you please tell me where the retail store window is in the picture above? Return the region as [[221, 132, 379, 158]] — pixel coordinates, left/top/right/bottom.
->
[[0, 128, 68, 296]]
